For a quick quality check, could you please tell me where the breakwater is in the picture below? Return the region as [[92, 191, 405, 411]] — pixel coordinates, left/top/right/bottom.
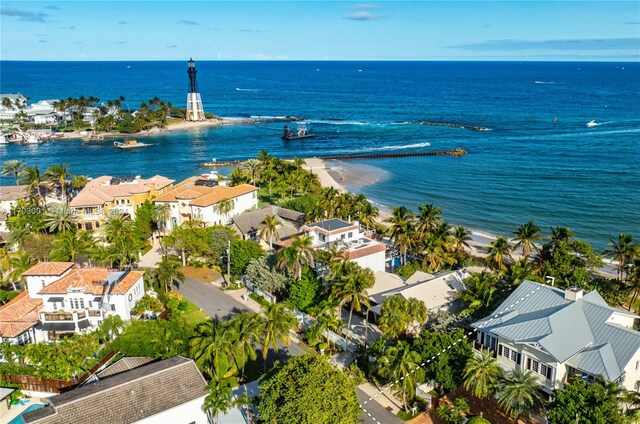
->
[[413, 121, 489, 131], [202, 148, 467, 167]]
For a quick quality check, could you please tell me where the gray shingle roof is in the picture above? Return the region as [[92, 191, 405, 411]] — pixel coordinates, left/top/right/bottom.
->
[[24, 356, 207, 424], [232, 205, 305, 236], [472, 280, 640, 381], [96, 356, 156, 379]]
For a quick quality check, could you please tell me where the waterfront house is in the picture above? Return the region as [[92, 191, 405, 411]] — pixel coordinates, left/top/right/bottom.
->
[[0, 262, 145, 345], [472, 280, 640, 393], [69, 175, 174, 231], [153, 175, 258, 229], [22, 356, 208, 424], [0, 185, 30, 236], [293, 218, 387, 273], [368, 269, 468, 318], [232, 205, 305, 242]]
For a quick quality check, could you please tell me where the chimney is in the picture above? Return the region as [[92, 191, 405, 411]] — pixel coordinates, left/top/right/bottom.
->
[[565, 286, 584, 302]]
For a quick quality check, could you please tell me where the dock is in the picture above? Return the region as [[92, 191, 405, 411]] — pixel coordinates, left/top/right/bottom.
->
[[202, 148, 467, 167]]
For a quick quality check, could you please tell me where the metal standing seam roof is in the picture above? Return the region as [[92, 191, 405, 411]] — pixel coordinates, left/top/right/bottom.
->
[[472, 280, 640, 381]]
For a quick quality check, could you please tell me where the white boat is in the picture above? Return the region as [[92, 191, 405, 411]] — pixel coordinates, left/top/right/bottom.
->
[[586, 120, 598, 127], [0, 133, 8, 144], [17, 129, 42, 144], [113, 139, 153, 149]]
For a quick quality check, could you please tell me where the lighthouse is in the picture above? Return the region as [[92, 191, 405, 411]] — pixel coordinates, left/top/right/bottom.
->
[[185, 58, 205, 121]]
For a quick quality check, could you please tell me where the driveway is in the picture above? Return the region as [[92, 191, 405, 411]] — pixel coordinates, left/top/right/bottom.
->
[[358, 388, 403, 424]]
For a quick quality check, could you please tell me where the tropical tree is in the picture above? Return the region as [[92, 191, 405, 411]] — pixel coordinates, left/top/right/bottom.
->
[[7, 252, 34, 291], [386, 206, 414, 244], [378, 295, 427, 339], [486, 236, 512, 271], [458, 272, 498, 317], [204, 380, 233, 424], [152, 203, 171, 237], [259, 214, 282, 251], [452, 225, 472, 255], [498, 369, 544, 422], [463, 350, 503, 398], [19, 165, 45, 205], [604, 233, 639, 281], [243, 158, 261, 185], [547, 377, 626, 424], [2, 160, 26, 185], [155, 257, 185, 292], [44, 163, 70, 203], [69, 175, 88, 194], [189, 318, 239, 382], [259, 302, 297, 372], [44, 204, 78, 233], [436, 397, 471, 424], [512, 221, 542, 257], [416, 203, 442, 236], [377, 340, 425, 412], [213, 198, 233, 224], [229, 311, 260, 379], [419, 232, 455, 272], [329, 262, 375, 340], [277, 234, 314, 279]]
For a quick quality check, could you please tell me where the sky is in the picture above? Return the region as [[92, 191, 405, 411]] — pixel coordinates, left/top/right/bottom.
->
[[1, 1, 639, 61]]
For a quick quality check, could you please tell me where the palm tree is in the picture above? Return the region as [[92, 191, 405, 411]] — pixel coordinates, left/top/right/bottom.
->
[[51, 231, 88, 262], [486, 236, 512, 271], [44, 164, 70, 203], [416, 203, 442, 236], [8, 252, 34, 291], [19, 165, 45, 205], [452, 225, 472, 254], [549, 226, 574, 250], [378, 295, 411, 339], [330, 263, 374, 340], [420, 232, 455, 272], [70, 175, 88, 194], [498, 369, 544, 422], [213, 198, 233, 224], [458, 272, 498, 316], [406, 297, 428, 335], [386, 206, 414, 242], [259, 214, 282, 251], [277, 234, 314, 279], [2, 160, 26, 185], [243, 158, 261, 185], [604, 233, 640, 281], [377, 340, 425, 412], [463, 350, 503, 398], [259, 303, 296, 372], [204, 380, 233, 424], [44, 204, 78, 233], [190, 318, 239, 382], [152, 203, 172, 237], [318, 310, 343, 353], [229, 311, 260, 380], [512, 221, 542, 257], [155, 257, 185, 292]]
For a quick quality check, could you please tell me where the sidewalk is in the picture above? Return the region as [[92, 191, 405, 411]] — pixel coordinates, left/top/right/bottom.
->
[[358, 381, 402, 415], [221, 286, 263, 314]]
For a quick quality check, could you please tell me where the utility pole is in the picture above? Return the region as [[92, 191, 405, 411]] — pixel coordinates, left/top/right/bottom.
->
[[226, 240, 231, 284]]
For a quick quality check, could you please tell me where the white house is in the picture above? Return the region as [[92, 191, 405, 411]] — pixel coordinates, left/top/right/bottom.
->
[[154, 175, 258, 229], [0, 262, 145, 345], [298, 218, 387, 273], [472, 280, 640, 393], [22, 356, 209, 424]]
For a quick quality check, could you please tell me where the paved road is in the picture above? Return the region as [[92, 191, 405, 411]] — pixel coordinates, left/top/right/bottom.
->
[[177, 276, 397, 423], [358, 389, 403, 424]]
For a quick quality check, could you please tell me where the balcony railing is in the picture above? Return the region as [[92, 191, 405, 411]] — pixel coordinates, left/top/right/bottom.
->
[[43, 312, 73, 321], [88, 310, 102, 318]]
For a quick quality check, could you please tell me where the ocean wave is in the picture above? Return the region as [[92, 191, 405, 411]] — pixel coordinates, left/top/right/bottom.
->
[[323, 141, 431, 155], [534, 81, 556, 84], [235, 88, 260, 92]]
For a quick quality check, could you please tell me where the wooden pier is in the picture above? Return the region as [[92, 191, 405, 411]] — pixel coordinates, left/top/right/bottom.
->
[[202, 148, 467, 167]]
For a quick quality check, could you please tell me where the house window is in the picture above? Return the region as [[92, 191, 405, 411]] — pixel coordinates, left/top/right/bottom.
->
[[530, 359, 539, 373], [41, 280, 46, 289], [110, 305, 116, 311], [502, 346, 510, 359], [80, 299, 85, 309], [319, 234, 325, 242], [510, 350, 518, 362], [89, 301, 93, 308], [348, 232, 353, 238], [540, 364, 549, 378]]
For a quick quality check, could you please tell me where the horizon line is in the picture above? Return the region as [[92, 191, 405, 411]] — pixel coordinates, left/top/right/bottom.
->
[[1, 59, 639, 63]]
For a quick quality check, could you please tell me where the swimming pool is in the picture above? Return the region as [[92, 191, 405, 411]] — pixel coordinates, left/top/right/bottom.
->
[[7, 403, 46, 424]]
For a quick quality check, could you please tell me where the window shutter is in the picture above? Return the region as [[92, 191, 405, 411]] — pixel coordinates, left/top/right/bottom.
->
[[498, 345, 503, 356], [527, 358, 531, 369], [546, 367, 552, 379], [516, 353, 522, 365]]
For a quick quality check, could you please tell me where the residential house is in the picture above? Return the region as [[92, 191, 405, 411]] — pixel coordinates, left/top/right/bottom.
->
[[22, 356, 209, 424], [0, 184, 30, 235], [232, 205, 305, 243], [153, 175, 258, 229], [297, 218, 387, 273], [69, 175, 174, 231], [0, 262, 145, 344], [0, 93, 27, 120], [367, 269, 468, 318], [472, 280, 640, 393]]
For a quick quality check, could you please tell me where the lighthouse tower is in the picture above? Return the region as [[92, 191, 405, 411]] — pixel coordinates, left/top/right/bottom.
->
[[185, 58, 205, 121]]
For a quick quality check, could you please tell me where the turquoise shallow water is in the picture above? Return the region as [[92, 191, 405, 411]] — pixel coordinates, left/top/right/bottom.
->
[[1, 61, 639, 249]]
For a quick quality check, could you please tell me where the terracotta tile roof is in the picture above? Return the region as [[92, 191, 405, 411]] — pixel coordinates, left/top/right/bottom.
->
[[153, 185, 215, 203], [23, 357, 207, 424], [345, 241, 386, 260], [0, 291, 42, 338], [38, 269, 143, 295], [190, 184, 258, 207], [69, 175, 174, 207], [22, 262, 75, 276]]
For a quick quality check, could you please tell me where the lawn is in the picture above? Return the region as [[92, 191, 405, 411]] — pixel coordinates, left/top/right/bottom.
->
[[180, 266, 222, 283], [180, 299, 209, 326]]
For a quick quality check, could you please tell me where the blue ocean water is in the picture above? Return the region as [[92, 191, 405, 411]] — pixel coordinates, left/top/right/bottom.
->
[[1, 61, 639, 249]]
